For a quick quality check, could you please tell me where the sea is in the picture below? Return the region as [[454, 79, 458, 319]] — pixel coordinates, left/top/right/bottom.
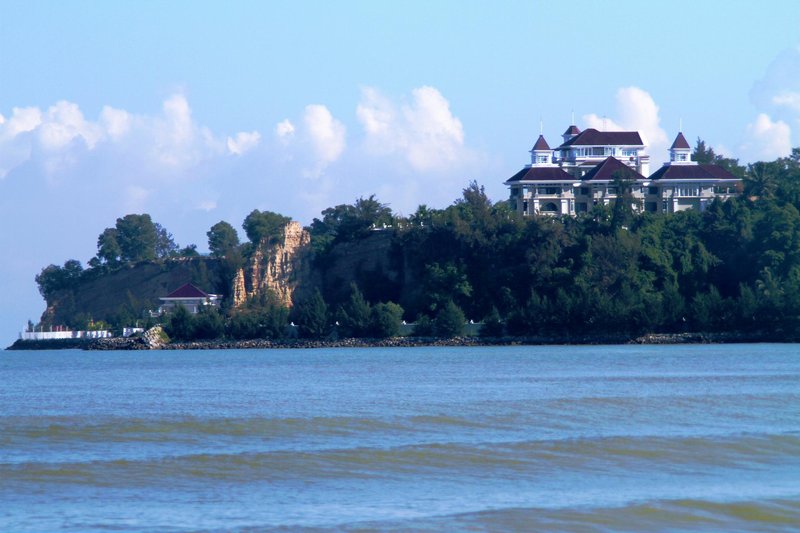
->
[[0, 344, 798, 532]]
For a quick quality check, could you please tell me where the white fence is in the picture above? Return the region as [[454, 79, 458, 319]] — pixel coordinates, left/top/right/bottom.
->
[[20, 330, 112, 341]]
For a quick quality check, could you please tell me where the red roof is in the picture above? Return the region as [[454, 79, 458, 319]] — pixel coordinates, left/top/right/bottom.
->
[[164, 283, 211, 299], [671, 132, 691, 149], [649, 164, 741, 181], [582, 157, 645, 182], [506, 166, 574, 183], [557, 128, 643, 148], [563, 125, 581, 135], [531, 135, 551, 151]]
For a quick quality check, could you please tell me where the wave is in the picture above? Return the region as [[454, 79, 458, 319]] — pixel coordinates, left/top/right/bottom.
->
[[341, 497, 800, 532], [2, 432, 798, 488]]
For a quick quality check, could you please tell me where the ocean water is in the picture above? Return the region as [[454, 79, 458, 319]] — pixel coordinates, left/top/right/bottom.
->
[[0, 344, 798, 531]]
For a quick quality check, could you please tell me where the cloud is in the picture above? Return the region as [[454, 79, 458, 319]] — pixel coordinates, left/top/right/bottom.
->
[[274, 119, 295, 141], [583, 86, 669, 166], [227, 131, 261, 155], [740, 113, 792, 162], [356, 85, 467, 171], [303, 104, 346, 170], [772, 91, 800, 113], [750, 44, 800, 150]]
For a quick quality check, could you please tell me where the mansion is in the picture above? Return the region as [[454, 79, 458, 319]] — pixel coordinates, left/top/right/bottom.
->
[[505, 125, 741, 216]]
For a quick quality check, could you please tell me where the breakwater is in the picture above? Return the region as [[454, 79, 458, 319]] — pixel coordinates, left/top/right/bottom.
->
[[7, 330, 791, 351]]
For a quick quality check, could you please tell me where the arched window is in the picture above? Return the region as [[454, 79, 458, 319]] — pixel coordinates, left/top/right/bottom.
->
[[540, 202, 559, 213]]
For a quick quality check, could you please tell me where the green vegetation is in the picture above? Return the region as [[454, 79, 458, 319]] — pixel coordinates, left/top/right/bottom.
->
[[32, 141, 800, 342]]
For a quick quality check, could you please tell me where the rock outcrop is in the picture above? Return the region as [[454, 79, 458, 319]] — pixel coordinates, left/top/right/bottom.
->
[[233, 221, 313, 308]]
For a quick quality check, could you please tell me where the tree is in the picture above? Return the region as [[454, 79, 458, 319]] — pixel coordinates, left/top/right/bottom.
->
[[309, 195, 393, 247], [336, 283, 372, 337], [164, 305, 196, 341], [192, 306, 225, 340], [434, 300, 466, 337], [370, 302, 404, 338], [96, 228, 121, 265], [294, 289, 330, 339], [242, 210, 291, 246], [479, 306, 504, 337], [115, 214, 158, 262], [207, 221, 240, 258], [155, 223, 179, 258], [35, 259, 84, 299]]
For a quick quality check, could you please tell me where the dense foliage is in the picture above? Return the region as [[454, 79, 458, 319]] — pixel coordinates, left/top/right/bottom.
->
[[33, 140, 800, 341]]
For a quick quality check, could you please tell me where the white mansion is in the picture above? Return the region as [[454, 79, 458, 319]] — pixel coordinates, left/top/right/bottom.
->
[[506, 125, 741, 216]]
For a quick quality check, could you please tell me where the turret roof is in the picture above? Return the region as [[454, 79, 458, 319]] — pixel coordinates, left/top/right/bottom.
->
[[563, 125, 581, 135], [531, 134, 551, 151], [670, 132, 691, 150]]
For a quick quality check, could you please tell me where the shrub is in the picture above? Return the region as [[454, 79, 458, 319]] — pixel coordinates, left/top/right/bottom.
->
[[370, 302, 404, 338], [435, 301, 465, 337]]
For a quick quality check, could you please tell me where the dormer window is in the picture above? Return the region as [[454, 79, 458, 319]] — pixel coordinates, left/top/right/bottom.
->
[[536, 155, 549, 164]]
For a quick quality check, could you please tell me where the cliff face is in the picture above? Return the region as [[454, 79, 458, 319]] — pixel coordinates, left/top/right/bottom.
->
[[233, 221, 313, 308]]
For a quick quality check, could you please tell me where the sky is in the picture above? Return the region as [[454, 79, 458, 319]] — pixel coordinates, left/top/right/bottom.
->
[[1, 0, 800, 344]]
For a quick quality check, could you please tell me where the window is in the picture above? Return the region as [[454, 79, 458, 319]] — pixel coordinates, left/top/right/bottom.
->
[[621, 149, 637, 157], [645, 201, 658, 212], [607, 187, 618, 195], [537, 187, 560, 195], [536, 155, 549, 164], [676, 185, 699, 197], [648, 186, 659, 195], [580, 187, 590, 195], [540, 202, 559, 213], [576, 202, 588, 212]]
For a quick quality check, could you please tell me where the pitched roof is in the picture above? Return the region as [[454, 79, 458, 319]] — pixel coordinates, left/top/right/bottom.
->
[[164, 283, 211, 299], [649, 164, 741, 181], [582, 157, 646, 182], [563, 125, 581, 135], [557, 128, 643, 148], [506, 166, 575, 183], [671, 132, 691, 149], [531, 135, 551, 151]]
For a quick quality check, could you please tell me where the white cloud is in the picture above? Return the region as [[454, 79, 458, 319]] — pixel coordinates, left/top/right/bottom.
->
[[303, 104, 346, 169], [772, 91, 800, 113], [227, 131, 261, 155], [356, 85, 467, 171], [38, 100, 103, 150], [740, 113, 792, 162], [274, 119, 295, 141], [583, 86, 669, 166], [100, 106, 132, 140], [0, 106, 42, 141]]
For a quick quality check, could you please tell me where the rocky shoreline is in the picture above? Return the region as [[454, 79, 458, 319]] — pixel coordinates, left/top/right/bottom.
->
[[7, 329, 794, 351]]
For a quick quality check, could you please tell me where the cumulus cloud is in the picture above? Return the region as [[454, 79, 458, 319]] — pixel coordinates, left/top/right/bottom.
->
[[356, 85, 467, 171], [227, 131, 261, 155], [303, 104, 346, 169], [740, 113, 792, 161], [583, 86, 669, 166]]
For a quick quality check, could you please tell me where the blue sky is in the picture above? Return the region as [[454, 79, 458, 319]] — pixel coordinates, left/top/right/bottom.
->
[[1, 0, 800, 343]]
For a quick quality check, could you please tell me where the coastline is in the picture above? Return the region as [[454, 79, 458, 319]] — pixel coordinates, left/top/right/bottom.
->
[[6, 331, 795, 351]]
